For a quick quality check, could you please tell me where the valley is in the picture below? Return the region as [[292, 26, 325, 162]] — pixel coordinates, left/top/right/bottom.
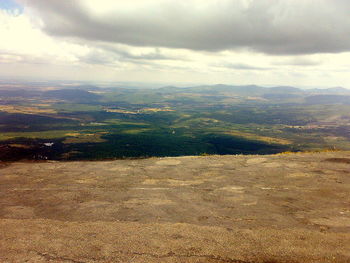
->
[[1, 81, 350, 161]]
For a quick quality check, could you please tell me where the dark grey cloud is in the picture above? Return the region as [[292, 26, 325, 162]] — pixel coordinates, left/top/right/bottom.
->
[[120, 51, 170, 61], [98, 45, 183, 61], [80, 49, 119, 66], [78, 44, 186, 66], [20, 0, 350, 55], [217, 63, 271, 71], [273, 58, 322, 67]]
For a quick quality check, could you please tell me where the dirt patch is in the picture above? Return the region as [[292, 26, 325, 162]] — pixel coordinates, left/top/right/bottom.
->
[[75, 178, 98, 184], [156, 159, 182, 166], [79, 201, 111, 209], [125, 198, 174, 206], [310, 217, 350, 227], [142, 178, 204, 186], [166, 179, 204, 186], [325, 158, 350, 164], [246, 158, 267, 165], [285, 163, 301, 168], [108, 166, 131, 172], [262, 162, 282, 168], [217, 186, 245, 193], [287, 172, 314, 178], [0, 162, 9, 169], [3, 206, 35, 219], [208, 163, 225, 167], [142, 179, 160, 185]]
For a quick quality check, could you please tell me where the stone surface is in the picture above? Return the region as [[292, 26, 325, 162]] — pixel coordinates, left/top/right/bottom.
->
[[1, 152, 350, 262]]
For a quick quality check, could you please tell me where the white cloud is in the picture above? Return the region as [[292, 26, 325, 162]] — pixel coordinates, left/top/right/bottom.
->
[[0, 10, 89, 64]]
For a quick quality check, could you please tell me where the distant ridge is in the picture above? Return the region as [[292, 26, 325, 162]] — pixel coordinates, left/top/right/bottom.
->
[[158, 84, 350, 96]]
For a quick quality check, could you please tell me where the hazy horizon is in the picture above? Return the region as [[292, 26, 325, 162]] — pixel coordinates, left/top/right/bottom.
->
[[0, 78, 349, 91]]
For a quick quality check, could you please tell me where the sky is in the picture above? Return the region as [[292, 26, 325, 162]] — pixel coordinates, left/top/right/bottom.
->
[[1, 0, 350, 87]]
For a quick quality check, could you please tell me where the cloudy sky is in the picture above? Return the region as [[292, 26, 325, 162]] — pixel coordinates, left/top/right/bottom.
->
[[1, 0, 350, 87]]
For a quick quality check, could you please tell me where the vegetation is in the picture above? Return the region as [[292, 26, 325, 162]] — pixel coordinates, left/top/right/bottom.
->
[[0, 84, 349, 160]]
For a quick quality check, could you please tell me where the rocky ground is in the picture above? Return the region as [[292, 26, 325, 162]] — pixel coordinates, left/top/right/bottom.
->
[[0, 152, 350, 262]]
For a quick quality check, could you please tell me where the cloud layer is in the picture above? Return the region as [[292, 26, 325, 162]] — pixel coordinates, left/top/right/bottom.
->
[[20, 0, 350, 55], [1, 0, 350, 87]]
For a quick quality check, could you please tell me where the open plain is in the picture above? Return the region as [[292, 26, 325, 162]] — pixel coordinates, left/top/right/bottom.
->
[[1, 152, 350, 262]]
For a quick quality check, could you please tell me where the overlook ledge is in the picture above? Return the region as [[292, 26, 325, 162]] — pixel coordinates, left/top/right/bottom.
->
[[1, 152, 350, 262]]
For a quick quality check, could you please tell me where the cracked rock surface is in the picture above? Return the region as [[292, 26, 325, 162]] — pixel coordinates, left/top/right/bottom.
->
[[1, 152, 350, 262]]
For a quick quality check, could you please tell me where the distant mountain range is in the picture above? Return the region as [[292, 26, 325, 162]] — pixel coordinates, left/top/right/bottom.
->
[[158, 84, 350, 95], [0, 84, 349, 104], [154, 84, 350, 104]]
